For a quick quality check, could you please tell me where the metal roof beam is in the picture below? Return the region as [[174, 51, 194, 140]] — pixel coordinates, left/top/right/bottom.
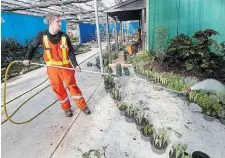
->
[[2, 0, 95, 11]]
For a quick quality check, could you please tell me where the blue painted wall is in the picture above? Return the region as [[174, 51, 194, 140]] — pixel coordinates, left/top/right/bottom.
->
[[1, 11, 67, 46]]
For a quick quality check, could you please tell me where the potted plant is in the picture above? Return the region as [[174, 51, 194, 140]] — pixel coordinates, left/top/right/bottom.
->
[[140, 125, 154, 141], [104, 65, 113, 74], [217, 105, 225, 125], [150, 127, 168, 155], [201, 97, 217, 122], [116, 64, 122, 76], [103, 76, 115, 93], [135, 111, 149, 131], [124, 104, 136, 123], [192, 151, 210, 158], [123, 67, 130, 76], [119, 103, 127, 116], [217, 92, 225, 106], [169, 143, 191, 158], [110, 87, 121, 103]]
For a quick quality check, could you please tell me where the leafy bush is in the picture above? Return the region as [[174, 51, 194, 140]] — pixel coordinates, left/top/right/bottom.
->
[[166, 29, 225, 72]]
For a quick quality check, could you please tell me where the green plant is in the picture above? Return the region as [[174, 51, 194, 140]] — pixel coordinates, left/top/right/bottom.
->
[[184, 77, 199, 88], [153, 25, 168, 62], [94, 150, 102, 158], [216, 92, 225, 105], [111, 87, 121, 101], [125, 104, 136, 117], [135, 111, 149, 125], [104, 66, 113, 74], [104, 76, 115, 89], [151, 127, 168, 149], [143, 125, 154, 136], [169, 143, 190, 158], [166, 29, 225, 72], [217, 105, 225, 119], [119, 103, 127, 111], [123, 67, 130, 76], [135, 111, 144, 124], [112, 52, 119, 60], [116, 64, 122, 76]]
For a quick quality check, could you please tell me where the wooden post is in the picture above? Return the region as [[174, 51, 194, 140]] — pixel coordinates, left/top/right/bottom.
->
[[114, 18, 119, 53], [141, 8, 145, 50], [106, 14, 112, 63], [121, 22, 124, 45]]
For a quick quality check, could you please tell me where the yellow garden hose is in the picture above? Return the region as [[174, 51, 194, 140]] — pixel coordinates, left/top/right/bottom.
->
[[1, 78, 49, 107], [2, 61, 58, 125], [2, 52, 100, 125]]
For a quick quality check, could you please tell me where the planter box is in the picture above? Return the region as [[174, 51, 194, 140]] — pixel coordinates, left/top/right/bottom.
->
[[203, 113, 215, 122], [219, 118, 225, 125], [119, 110, 126, 116], [150, 138, 168, 155], [135, 118, 149, 131], [105, 88, 111, 93], [125, 112, 135, 123], [140, 128, 151, 142], [192, 151, 210, 158], [125, 116, 135, 123]]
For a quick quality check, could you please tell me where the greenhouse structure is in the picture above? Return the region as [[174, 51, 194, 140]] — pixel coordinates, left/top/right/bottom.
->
[[1, 0, 225, 158]]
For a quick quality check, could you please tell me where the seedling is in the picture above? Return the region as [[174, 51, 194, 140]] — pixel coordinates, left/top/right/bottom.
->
[[169, 143, 190, 158], [151, 127, 168, 149]]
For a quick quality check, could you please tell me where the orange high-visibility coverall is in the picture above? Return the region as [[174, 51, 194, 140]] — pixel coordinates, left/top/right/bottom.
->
[[43, 35, 86, 111]]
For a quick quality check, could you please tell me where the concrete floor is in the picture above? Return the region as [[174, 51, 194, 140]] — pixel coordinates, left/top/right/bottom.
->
[[1, 45, 104, 158], [1, 44, 225, 158]]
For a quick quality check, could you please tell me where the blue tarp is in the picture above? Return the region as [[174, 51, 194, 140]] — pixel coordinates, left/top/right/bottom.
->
[[1, 11, 67, 46], [79, 23, 96, 43], [79, 21, 139, 44]]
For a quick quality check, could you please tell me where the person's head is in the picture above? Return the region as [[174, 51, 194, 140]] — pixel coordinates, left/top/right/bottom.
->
[[45, 12, 61, 33]]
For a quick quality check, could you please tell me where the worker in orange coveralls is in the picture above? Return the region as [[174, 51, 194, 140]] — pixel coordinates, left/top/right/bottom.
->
[[23, 13, 91, 117]]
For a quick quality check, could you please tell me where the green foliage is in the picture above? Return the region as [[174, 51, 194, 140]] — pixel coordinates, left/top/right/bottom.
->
[[217, 105, 225, 119], [143, 125, 154, 135], [111, 87, 121, 101], [126, 104, 136, 117], [119, 103, 128, 111], [123, 67, 130, 76], [112, 52, 119, 60], [166, 29, 225, 72], [153, 25, 169, 62], [169, 143, 189, 158], [135, 111, 149, 125], [116, 64, 122, 76], [104, 66, 113, 74], [152, 127, 168, 149], [103, 76, 115, 89]]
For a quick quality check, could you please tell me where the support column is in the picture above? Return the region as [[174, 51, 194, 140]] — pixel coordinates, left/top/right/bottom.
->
[[94, 0, 103, 73], [120, 21, 123, 45], [121, 22, 124, 45], [106, 14, 112, 63], [114, 18, 119, 53], [141, 8, 145, 50]]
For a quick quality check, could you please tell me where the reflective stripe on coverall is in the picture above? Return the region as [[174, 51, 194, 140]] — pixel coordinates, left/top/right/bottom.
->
[[43, 35, 86, 111]]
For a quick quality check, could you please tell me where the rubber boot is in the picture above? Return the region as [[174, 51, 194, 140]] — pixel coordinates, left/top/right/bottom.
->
[[83, 107, 91, 115], [65, 109, 73, 117]]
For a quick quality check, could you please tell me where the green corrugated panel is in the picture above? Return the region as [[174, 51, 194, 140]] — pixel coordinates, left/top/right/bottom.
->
[[147, 0, 225, 50]]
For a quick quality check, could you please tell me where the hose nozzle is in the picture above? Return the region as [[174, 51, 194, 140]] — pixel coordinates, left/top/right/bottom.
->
[[185, 87, 191, 92]]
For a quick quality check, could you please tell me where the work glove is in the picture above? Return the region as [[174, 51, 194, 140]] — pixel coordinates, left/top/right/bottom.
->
[[75, 66, 81, 72]]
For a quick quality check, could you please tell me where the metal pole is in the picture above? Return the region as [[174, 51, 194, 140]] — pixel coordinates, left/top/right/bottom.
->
[[94, 0, 104, 73], [106, 14, 112, 63], [114, 18, 119, 53]]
